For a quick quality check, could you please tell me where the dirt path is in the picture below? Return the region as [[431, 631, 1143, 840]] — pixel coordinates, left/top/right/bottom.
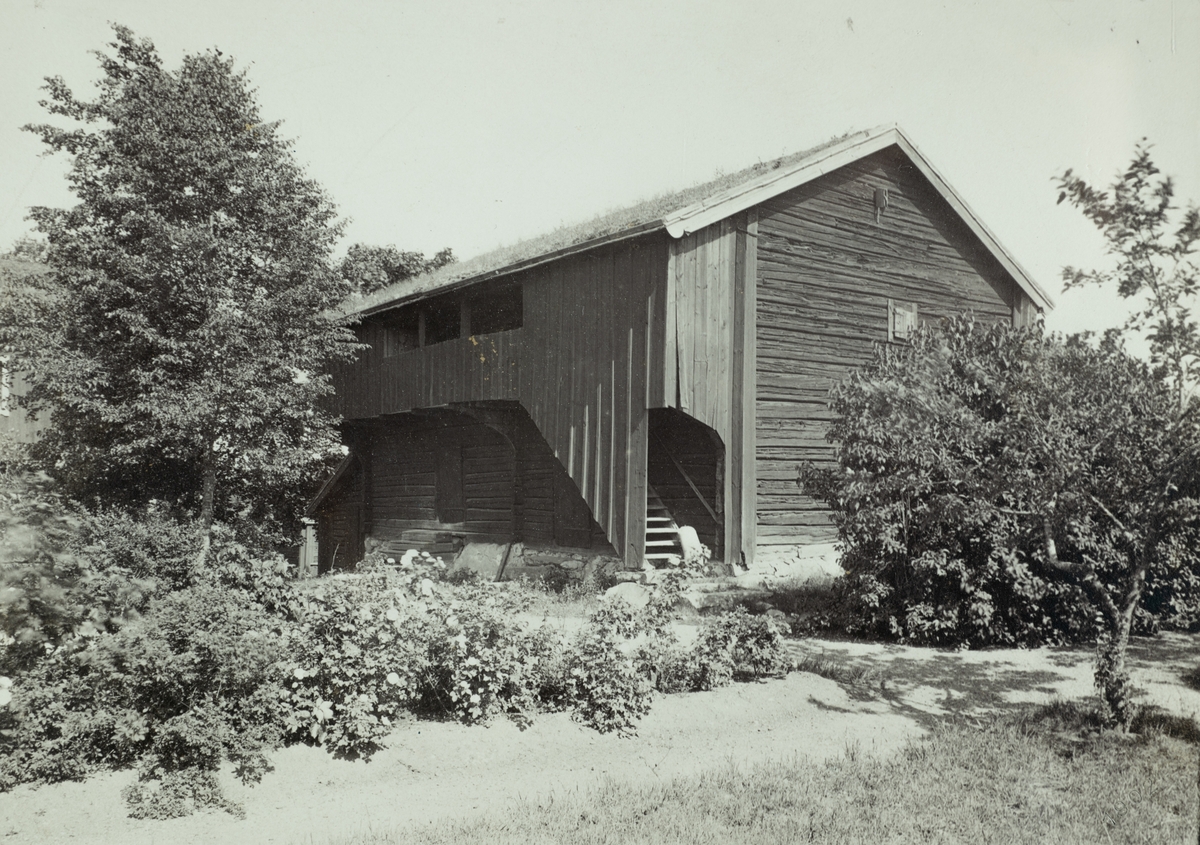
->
[[2, 632, 1197, 845]]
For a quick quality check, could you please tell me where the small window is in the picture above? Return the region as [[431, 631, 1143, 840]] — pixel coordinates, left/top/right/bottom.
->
[[469, 285, 523, 336], [423, 298, 461, 345], [888, 299, 918, 343]]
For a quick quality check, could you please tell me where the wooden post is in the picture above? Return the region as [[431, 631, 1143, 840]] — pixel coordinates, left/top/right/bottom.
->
[[728, 211, 758, 569]]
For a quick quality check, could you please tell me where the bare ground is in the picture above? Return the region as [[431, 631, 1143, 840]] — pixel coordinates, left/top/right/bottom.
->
[[2, 632, 1197, 845]]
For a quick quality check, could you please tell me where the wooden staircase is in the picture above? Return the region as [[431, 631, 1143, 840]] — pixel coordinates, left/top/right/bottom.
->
[[645, 486, 683, 562]]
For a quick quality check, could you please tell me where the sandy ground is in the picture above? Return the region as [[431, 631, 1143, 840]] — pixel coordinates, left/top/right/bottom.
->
[[2, 632, 1197, 845]]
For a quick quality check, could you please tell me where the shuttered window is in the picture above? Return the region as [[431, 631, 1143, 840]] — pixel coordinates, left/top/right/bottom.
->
[[888, 299, 918, 343]]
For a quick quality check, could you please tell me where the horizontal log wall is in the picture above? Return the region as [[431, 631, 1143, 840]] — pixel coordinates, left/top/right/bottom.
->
[[754, 147, 1022, 549], [316, 464, 363, 572], [368, 415, 515, 543]]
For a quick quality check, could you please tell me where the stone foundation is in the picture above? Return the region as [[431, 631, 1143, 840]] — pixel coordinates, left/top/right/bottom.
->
[[449, 540, 623, 586]]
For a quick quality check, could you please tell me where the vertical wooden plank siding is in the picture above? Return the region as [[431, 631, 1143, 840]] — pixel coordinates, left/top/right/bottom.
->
[[753, 148, 1019, 551], [664, 220, 739, 442], [1012, 289, 1039, 328], [662, 250, 678, 407], [624, 254, 649, 565]]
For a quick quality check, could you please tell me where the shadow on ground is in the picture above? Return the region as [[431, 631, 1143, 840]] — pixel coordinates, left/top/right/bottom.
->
[[784, 633, 1200, 731]]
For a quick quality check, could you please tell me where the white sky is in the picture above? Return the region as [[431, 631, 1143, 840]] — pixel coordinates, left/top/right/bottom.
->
[[2, 1, 1197, 342]]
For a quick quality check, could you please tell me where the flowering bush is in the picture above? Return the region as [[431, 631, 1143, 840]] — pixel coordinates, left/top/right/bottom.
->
[[562, 601, 653, 734], [0, 532, 799, 817], [282, 552, 441, 756]]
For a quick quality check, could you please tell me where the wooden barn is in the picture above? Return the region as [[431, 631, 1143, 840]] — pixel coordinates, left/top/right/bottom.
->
[[315, 125, 1052, 575]]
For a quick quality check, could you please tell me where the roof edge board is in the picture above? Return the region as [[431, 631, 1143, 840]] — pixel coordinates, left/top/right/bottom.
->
[[889, 130, 1054, 311], [348, 220, 665, 319], [662, 126, 901, 237], [663, 125, 1054, 312]]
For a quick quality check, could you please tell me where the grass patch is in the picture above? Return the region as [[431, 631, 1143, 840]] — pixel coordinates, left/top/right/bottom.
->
[[1181, 663, 1200, 692], [320, 707, 1200, 845], [789, 652, 881, 688]]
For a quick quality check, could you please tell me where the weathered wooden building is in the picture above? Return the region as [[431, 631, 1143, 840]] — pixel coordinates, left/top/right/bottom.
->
[[316, 126, 1052, 573]]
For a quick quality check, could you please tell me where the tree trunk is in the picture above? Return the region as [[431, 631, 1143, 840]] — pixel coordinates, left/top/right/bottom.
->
[[195, 455, 217, 571], [1096, 608, 1136, 729]]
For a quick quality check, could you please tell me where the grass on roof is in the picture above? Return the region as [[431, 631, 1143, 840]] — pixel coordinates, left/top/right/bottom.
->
[[344, 131, 862, 317]]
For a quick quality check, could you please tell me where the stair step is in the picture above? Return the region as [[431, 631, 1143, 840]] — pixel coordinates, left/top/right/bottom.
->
[[645, 484, 683, 564]]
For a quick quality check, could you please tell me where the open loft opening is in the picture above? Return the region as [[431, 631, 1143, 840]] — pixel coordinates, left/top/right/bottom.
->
[[360, 280, 525, 353]]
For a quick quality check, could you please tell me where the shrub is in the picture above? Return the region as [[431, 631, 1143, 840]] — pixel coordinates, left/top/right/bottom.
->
[[562, 601, 653, 734], [801, 316, 1200, 726], [802, 318, 1200, 651], [0, 472, 158, 675], [695, 608, 789, 682], [639, 608, 790, 694], [283, 562, 436, 757], [79, 505, 198, 593], [0, 582, 288, 816]]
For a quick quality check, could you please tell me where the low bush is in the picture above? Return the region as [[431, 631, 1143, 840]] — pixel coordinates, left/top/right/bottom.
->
[[0, 522, 796, 817], [0, 473, 158, 675], [563, 601, 654, 733], [0, 582, 288, 816]]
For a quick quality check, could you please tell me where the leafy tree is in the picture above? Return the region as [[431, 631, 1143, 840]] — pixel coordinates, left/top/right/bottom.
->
[[1, 237, 49, 264], [1057, 144, 1200, 409], [801, 317, 1200, 727], [0, 26, 357, 562], [339, 242, 455, 295]]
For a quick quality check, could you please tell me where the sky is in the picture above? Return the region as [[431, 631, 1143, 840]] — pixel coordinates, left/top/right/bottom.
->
[[1, 0, 1197, 343]]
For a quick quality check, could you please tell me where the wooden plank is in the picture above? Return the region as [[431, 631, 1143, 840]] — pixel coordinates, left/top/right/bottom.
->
[[663, 245, 678, 408], [677, 235, 695, 415], [609, 244, 631, 556], [727, 214, 746, 568], [742, 215, 758, 566], [622, 239, 651, 567], [693, 227, 710, 425]]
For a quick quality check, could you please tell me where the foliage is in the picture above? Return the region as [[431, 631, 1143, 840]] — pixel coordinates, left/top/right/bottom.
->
[[562, 601, 653, 734], [0, 532, 795, 815], [694, 608, 789, 682], [800, 316, 1200, 726], [340, 243, 455, 295], [283, 558, 438, 756], [0, 583, 288, 817], [0, 25, 357, 546], [1057, 144, 1200, 408], [1, 236, 50, 264], [641, 608, 789, 694], [0, 472, 155, 675]]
